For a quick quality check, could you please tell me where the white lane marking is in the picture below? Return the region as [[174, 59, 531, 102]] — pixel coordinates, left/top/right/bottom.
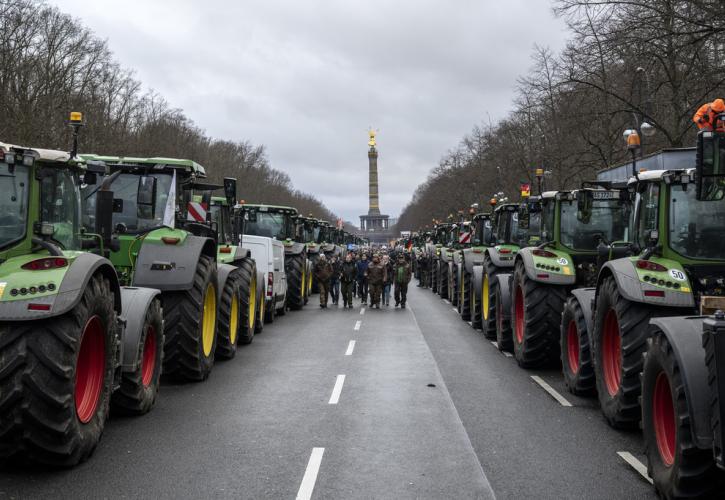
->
[[296, 447, 325, 500], [452, 307, 458, 312], [490, 341, 499, 348], [467, 321, 473, 326], [345, 340, 356, 355], [360, 307, 365, 315], [502, 351, 513, 358], [530, 375, 573, 407], [328, 375, 346, 404], [617, 451, 653, 484], [443, 299, 450, 304], [354, 320, 361, 331]]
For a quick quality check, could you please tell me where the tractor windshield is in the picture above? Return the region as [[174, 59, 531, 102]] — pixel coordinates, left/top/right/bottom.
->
[[0, 163, 29, 250], [511, 211, 541, 247], [560, 197, 629, 251], [39, 167, 82, 250], [317, 226, 329, 244], [669, 185, 725, 260], [245, 211, 289, 240], [472, 218, 491, 246]]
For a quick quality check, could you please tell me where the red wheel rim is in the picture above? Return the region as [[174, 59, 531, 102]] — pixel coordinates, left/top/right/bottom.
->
[[514, 286, 524, 344], [75, 316, 105, 424], [653, 372, 676, 466], [141, 326, 157, 387], [567, 320, 580, 375], [602, 309, 622, 396]]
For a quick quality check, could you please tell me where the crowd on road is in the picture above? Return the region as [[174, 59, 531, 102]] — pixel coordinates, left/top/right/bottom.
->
[[313, 248, 413, 310]]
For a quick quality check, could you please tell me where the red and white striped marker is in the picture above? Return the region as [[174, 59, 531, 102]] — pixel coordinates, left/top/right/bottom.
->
[[186, 201, 208, 222]]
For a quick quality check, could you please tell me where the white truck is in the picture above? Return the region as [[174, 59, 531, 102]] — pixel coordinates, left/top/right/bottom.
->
[[243, 235, 288, 323]]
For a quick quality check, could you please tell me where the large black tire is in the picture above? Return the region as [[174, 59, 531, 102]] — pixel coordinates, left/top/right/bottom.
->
[[265, 298, 276, 324], [111, 298, 164, 414], [431, 259, 438, 293], [642, 330, 725, 499], [592, 276, 653, 429], [470, 272, 482, 329], [438, 262, 449, 299], [285, 253, 306, 311], [495, 282, 513, 352], [512, 261, 565, 368], [215, 269, 244, 360], [482, 256, 500, 339], [0, 273, 117, 466], [237, 258, 257, 345], [460, 269, 471, 320], [255, 289, 265, 334], [162, 255, 218, 382], [449, 264, 458, 306], [560, 296, 595, 396]]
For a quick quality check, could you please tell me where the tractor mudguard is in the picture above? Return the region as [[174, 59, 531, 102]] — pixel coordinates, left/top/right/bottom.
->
[[132, 235, 215, 292], [472, 266, 484, 299], [516, 248, 576, 285], [570, 288, 596, 335], [232, 246, 251, 260], [0, 253, 121, 321], [216, 263, 238, 301], [496, 273, 513, 323], [649, 316, 712, 450], [463, 250, 485, 274], [485, 247, 515, 268], [284, 241, 305, 256], [599, 259, 695, 309], [119, 286, 161, 371]]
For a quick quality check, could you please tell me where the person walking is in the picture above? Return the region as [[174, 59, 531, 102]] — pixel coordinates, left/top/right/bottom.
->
[[329, 255, 342, 306], [341, 253, 357, 308], [417, 250, 429, 288], [394, 253, 412, 308], [382, 254, 394, 307], [366, 254, 387, 309], [314, 254, 333, 308], [356, 253, 369, 305]]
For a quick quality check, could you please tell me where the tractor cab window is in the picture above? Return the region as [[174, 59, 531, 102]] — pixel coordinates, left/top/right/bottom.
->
[[40, 168, 81, 250], [560, 194, 629, 251], [637, 183, 660, 250], [0, 162, 29, 250], [542, 200, 555, 242], [210, 204, 233, 245], [101, 173, 174, 233], [245, 211, 287, 240], [512, 211, 541, 247], [669, 185, 725, 259]]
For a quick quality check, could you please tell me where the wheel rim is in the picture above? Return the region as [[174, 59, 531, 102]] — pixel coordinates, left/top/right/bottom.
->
[[602, 309, 622, 396], [249, 275, 257, 329], [141, 325, 157, 387], [567, 320, 579, 375], [514, 286, 524, 344], [301, 269, 306, 298], [202, 283, 216, 357], [653, 372, 676, 466], [482, 275, 489, 320], [229, 292, 239, 345], [75, 315, 105, 424]]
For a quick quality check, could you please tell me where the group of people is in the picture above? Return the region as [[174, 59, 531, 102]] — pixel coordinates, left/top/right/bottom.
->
[[312, 250, 412, 309]]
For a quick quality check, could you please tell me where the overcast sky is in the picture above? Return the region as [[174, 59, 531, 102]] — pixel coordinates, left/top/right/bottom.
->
[[52, 0, 568, 225]]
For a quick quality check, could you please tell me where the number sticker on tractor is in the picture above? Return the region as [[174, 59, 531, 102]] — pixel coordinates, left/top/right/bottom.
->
[[557, 257, 568, 266], [669, 269, 686, 281], [592, 191, 618, 200]]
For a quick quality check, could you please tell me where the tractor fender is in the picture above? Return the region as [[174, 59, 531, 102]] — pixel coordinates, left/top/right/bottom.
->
[[649, 316, 712, 450], [472, 265, 484, 300], [132, 235, 216, 292], [216, 263, 239, 301], [570, 288, 596, 335], [598, 260, 695, 309], [119, 286, 161, 371], [463, 250, 485, 274], [485, 247, 515, 269], [515, 248, 576, 285], [233, 246, 251, 260], [283, 241, 305, 256], [496, 273, 514, 323]]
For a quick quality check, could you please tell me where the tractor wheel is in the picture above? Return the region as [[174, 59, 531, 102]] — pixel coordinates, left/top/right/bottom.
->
[[111, 298, 164, 414], [0, 273, 117, 466], [255, 290, 265, 334], [215, 269, 244, 360], [460, 269, 471, 320], [449, 264, 458, 307], [482, 256, 499, 339], [495, 282, 513, 352], [162, 254, 218, 381], [592, 276, 654, 428], [470, 273, 482, 329], [512, 261, 564, 368], [642, 330, 724, 499], [285, 253, 306, 310], [265, 298, 276, 324], [560, 296, 595, 396], [237, 258, 257, 345], [439, 262, 449, 299], [431, 261, 438, 293]]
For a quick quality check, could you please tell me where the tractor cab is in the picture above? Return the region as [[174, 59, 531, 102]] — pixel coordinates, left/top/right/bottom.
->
[[240, 204, 297, 242]]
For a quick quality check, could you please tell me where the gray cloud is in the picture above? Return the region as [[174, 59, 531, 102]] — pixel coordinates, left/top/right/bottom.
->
[[52, 0, 568, 224]]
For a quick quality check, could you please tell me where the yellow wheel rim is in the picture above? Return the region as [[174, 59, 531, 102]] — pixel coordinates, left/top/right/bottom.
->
[[301, 269, 307, 298], [482, 274, 489, 321], [202, 284, 216, 357], [307, 268, 312, 294], [249, 275, 257, 329], [229, 292, 239, 345]]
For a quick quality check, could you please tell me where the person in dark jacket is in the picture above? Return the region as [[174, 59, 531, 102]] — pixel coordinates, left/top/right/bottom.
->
[[382, 254, 394, 307], [366, 254, 387, 309], [314, 255, 333, 308], [394, 253, 413, 308], [329, 255, 342, 305], [341, 253, 357, 308], [356, 254, 369, 305]]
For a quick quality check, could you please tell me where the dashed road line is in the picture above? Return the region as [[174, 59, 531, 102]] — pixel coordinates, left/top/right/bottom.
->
[[328, 374, 346, 404], [617, 451, 653, 484], [490, 341, 499, 348], [452, 307, 458, 312], [345, 340, 356, 355], [502, 351, 513, 358], [354, 320, 361, 331], [296, 447, 325, 500], [443, 299, 450, 304], [530, 375, 573, 407], [360, 307, 365, 315]]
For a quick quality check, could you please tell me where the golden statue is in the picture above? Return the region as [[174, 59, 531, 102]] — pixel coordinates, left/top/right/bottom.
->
[[368, 128, 377, 147]]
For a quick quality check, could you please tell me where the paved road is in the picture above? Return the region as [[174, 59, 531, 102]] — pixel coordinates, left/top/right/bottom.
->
[[0, 286, 656, 499]]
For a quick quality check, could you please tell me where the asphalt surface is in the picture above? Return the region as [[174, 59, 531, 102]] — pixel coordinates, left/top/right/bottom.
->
[[0, 285, 657, 499]]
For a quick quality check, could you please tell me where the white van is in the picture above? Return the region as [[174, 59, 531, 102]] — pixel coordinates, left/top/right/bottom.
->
[[243, 235, 288, 322]]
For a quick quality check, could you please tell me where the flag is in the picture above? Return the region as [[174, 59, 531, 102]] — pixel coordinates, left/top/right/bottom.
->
[[163, 169, 176, 228]]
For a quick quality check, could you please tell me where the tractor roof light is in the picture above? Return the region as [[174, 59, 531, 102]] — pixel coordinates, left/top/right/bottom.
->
[[69, 111, 84, 125]]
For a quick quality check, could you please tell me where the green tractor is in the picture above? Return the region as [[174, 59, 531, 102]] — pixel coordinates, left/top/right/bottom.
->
[[241, 204, 310, 310], [460, 212, 493, 327], [0, 136, 164, 466], [430, 222, 452, 298]]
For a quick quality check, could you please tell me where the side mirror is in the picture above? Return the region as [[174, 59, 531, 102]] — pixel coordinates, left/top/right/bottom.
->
[[224, 177, 237, 208], [696, 131, 725, 201], [137, 175, 157, 218], [577, 191, 593, 224], [95, 190, 114, 250]]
